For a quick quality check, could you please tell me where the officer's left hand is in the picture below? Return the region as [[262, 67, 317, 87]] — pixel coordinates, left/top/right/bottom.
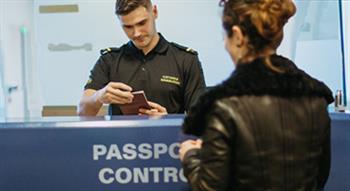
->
[[138, 101, 168, 116]]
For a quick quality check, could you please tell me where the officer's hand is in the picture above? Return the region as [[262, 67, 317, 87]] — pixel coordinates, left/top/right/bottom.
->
[[97, 82, 134, 104], [138, 101, 168, 116]]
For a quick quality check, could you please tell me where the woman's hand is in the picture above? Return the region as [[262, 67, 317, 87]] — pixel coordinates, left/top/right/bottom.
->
[[179, 139, 202, 161]]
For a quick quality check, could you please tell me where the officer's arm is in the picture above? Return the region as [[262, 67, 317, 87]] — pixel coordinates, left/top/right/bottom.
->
[[79, 48, 113, 116], [78, 89, 103, 116], [78, 53, 108, 116], [78, 83, 134, 116]]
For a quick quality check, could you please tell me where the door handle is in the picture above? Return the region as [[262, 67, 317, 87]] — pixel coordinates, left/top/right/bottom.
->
[[7, 86, 18, 94]]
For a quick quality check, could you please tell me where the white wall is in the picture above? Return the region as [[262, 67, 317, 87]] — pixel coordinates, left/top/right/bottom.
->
[[0, 1, 4, 117], [0, 0, 42, 118], [0, 27, 4, 117], [278, 0, 310, 60], [34, 0, 118, 106]]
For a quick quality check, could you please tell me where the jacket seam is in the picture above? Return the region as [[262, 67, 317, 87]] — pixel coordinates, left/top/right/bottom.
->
[[241, 98, 269, 190], [278, 98, 288, 191]]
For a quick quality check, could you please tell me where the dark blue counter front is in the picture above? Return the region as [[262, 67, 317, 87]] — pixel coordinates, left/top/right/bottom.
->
[[0, 113, 349, 191], [325, 112, 350, 191], [0, 115, 190, 191]]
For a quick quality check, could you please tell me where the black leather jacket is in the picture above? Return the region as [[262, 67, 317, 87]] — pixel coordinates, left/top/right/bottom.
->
[[182, 55, 333, 191]]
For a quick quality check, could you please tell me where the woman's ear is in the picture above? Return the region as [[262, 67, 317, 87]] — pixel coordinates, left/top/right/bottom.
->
[[232, 26, 244, 48]]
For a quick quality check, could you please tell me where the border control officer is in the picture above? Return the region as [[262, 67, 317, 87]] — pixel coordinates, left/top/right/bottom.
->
[[78, 0, 206, 116]]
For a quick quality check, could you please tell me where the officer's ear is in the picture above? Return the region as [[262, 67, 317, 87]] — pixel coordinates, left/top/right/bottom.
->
[[152, 5, 158, 19]]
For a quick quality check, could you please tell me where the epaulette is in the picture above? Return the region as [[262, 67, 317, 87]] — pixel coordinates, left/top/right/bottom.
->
[[100, 47, 120, 55], [171, 42, 198, 55]]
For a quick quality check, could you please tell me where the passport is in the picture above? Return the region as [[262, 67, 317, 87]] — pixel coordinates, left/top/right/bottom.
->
[[119, 90, 151, 115]]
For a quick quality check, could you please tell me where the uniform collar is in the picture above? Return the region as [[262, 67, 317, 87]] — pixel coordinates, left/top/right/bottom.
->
[[125, 33, 169, 56]]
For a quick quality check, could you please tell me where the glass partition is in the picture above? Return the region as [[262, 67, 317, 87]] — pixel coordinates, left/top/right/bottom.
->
[[0, 67, 4, 118], [0, 34, 5, 118], [342, 0, 350, 106], [293, 0, 343, 105]]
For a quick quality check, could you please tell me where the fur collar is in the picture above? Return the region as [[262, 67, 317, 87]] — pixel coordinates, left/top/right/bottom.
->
[[183, 55, 334, 136]]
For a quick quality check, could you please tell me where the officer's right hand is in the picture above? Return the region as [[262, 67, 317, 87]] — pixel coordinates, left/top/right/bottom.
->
[[96, 82, 134, 104]]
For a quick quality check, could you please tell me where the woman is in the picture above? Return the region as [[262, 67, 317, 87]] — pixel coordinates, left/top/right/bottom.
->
[[179, 0, 333, 190]]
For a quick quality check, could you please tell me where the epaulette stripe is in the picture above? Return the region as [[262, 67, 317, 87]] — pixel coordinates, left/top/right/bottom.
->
[[171, 42, 198, 55], [100, 47, 120, 55]]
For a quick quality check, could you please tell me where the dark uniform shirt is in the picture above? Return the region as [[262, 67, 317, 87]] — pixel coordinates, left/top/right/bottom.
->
[[84, 34, 206, 115]]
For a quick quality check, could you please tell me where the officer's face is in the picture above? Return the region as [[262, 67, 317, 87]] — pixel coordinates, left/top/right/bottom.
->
[[119, 5, 158, 50]]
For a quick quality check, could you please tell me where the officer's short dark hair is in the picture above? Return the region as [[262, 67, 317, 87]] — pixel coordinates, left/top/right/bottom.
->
[[115, 0, 152, 16]]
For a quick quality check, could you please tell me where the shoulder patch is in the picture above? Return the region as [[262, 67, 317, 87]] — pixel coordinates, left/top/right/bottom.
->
[[100, 47, 120, 55], [171, 42, 198, 55]]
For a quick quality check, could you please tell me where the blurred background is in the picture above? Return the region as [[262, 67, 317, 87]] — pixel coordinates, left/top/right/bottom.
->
[[0, 0, 349, 118]]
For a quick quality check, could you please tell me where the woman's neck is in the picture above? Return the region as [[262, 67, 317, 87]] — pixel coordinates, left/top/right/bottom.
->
[[238, 48, 276, 64]]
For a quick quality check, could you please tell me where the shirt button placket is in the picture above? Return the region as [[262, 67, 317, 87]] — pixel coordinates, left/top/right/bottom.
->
[[141, 58, 146, 72], [139, 58, 148, 92], [140, 58, 147, 81]]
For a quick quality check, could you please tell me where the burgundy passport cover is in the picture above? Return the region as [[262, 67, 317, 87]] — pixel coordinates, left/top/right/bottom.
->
[[119, 91, 151, 115]]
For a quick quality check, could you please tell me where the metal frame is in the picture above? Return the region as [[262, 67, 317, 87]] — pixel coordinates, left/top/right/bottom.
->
[[338, 0, 348, 106]]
